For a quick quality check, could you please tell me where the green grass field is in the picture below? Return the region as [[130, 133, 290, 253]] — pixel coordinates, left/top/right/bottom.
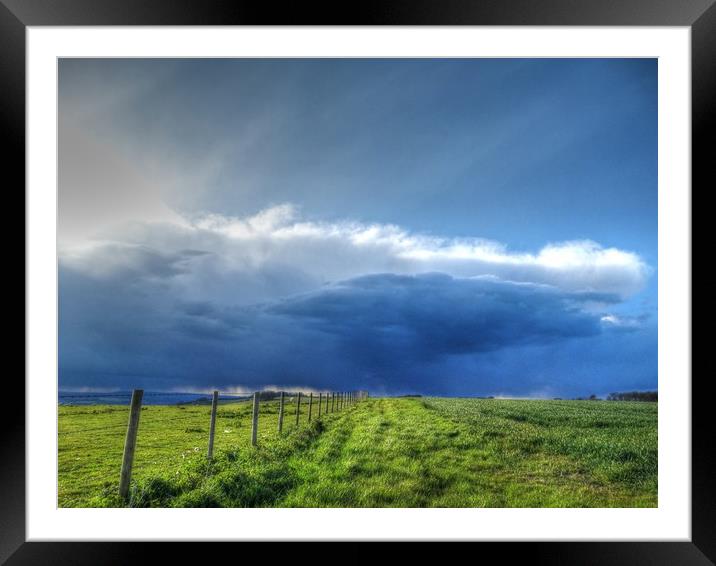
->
[[58, 397, 657, 508]]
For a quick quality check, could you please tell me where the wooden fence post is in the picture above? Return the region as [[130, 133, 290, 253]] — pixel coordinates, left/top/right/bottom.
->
[[251, 392, 260, 446], [308, 393, 313, 422], [331, 392, 335, 413], [207, 390, 219, 460], [119, 389, 143, 501], [326, 392, 330, 414], [318, 393, 322, 417], [295, 392, 302, 426], [278, 391, 285, 433]]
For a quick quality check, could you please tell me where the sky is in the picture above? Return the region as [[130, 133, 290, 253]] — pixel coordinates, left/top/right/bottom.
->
[[58, 58, 657, 397]]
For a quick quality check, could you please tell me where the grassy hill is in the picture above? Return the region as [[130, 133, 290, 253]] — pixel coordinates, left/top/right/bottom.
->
[[58, 397, 657, 508]]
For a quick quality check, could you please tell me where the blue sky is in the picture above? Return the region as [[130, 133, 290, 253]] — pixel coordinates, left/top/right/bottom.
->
[[58, 58, 657, 397]]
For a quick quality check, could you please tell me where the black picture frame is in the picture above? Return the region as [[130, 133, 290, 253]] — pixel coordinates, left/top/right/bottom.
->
[[6, 0, 708, 562]]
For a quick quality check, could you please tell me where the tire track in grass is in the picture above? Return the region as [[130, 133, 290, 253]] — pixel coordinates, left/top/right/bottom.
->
[[280, 399, 389, 507], [279, 398, 472, 507], [280, 397, 652, 508]]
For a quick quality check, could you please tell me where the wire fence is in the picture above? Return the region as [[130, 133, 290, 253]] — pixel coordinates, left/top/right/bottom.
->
[[63, 389, 369, 501]]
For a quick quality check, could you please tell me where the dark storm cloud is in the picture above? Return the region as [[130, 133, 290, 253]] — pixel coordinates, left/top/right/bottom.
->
[[269, 273, 611, 361], [60, 265, 641, 395]]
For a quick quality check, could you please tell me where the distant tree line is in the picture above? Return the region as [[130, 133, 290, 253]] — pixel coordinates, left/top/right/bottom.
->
[[606, 391, 658, 402], [256, 390, 316, 400], [257, 390, 283, 400], [565, 391, 657, 402]]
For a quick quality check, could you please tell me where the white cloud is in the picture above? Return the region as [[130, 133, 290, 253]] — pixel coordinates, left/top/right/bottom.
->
[[600, 314, 644, 329], [60, 203, 650, 304]]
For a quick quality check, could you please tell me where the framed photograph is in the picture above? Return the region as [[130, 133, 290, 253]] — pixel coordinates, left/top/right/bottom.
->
[[9, 0, 708, 562]]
